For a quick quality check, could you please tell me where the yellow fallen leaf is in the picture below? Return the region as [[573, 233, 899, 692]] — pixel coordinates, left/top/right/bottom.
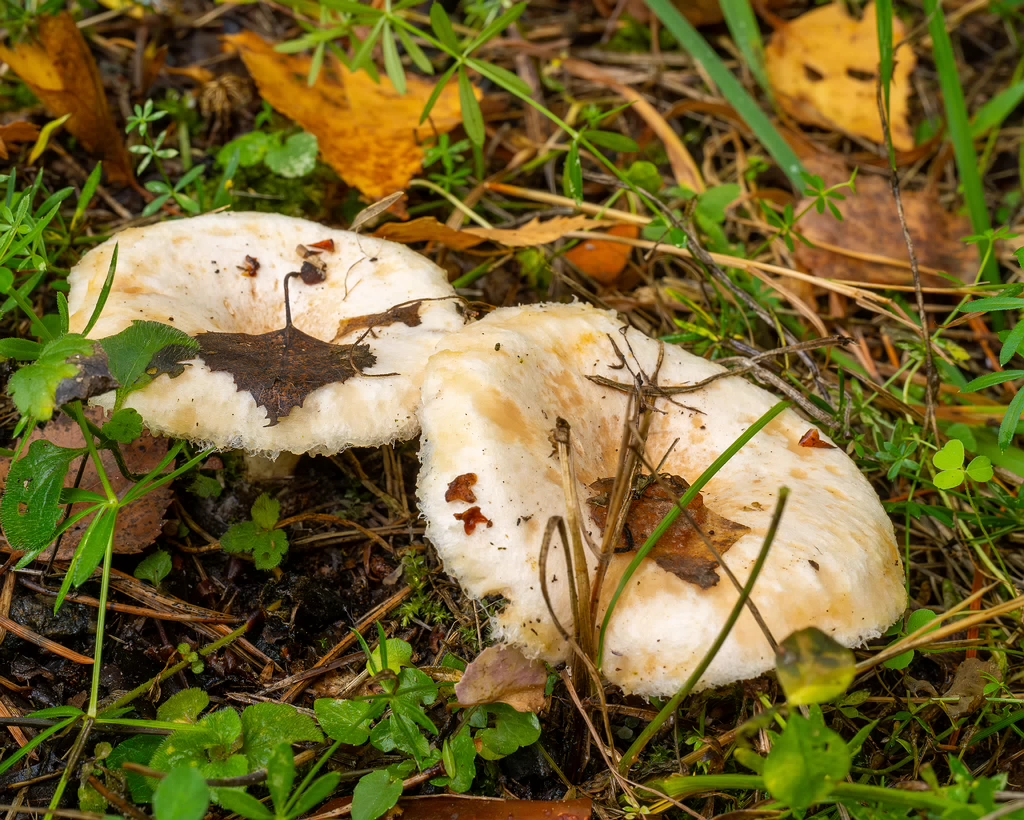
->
[[225, 32, 479, 201], [28, 113, 70, 164], [0, 13, 133, 183], [375, 215, 608, 249], [765, 3, 916, 151]]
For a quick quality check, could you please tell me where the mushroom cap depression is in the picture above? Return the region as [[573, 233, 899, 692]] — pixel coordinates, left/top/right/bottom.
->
[[417, 303, 905, 696], [67, 212, 465, 455]]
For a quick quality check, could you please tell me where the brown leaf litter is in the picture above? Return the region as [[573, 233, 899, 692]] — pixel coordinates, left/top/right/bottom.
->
[[794, 155, 976, 287], [374, 215, 607, 250], [455, 645, 547, 713], [196, 327, 375, 427]]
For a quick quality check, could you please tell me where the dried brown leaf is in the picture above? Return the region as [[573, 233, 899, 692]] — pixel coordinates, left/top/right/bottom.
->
[[794, 157, 975, 287], [588, 474, 749, 589], [374, 216, 609, 250], [333, 301, 423, 342], [196, 327, 375, 426], [455, 645, 547, 713], [943, 658, 1000, 721]]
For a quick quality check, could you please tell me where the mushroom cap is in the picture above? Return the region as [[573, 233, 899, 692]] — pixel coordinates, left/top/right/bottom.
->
[[417, 303, 905, 696], [67, 212, 464, 456]]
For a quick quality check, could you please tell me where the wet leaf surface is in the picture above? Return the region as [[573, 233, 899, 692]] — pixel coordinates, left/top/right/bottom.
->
[[455, 646, 547, 713], [445, 473, 478, 504], [588, 474, 749, 589], [196, 327, 375, 426]]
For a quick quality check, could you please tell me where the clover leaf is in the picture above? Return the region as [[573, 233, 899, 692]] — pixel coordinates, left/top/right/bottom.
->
[[932, 439, 993, 489]]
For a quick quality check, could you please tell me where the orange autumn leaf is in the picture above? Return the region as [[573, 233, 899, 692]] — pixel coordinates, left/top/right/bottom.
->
[[0, 13, 133, 183], [563, 224, 640, 284], [225, 32, 479, 200], [0, 121, 39, 160], [766, 3, 916, 151]]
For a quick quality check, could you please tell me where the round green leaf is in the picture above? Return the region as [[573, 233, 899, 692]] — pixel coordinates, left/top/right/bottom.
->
[[933, 438, 965, 471], [775, 627, 856, 706], [934, 468, 965, 490], [265, 132, 319, 178], [966, 455, 994, 483], [153, 767, 209, 820]]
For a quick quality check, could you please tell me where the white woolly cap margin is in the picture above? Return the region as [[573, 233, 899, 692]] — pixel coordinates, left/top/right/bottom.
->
[[67, 211, 465, 456], [416, 303, 906, 696]]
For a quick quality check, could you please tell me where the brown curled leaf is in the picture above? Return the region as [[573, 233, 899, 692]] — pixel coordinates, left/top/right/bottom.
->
[[238, 255, 260, 277], [445, 473, 478, 504], [588, 474, 749, 589], [334, 301, 424, 341], [799, 428, 836, 449], [455, 645, 547, 712], [454, 506, 492, 535]]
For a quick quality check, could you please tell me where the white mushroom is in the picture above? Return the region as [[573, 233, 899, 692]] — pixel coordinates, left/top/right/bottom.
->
[[417, 303, 905, 696], [67, 212, 465, 456]]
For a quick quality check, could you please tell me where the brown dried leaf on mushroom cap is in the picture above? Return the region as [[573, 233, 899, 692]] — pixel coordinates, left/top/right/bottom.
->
[[0, 409, 170, 560], [65, 212, 465, 456], [587, 474, 749, 590], [417, 303, 906, 696]]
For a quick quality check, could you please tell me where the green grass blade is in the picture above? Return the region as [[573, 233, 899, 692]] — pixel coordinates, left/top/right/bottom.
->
[[645, 0, 804, 189], [720, 0, 771, 98], [999, 388, 1024, 451], [923, 0, 997, 283], [876, 0, 895, 165], [971, 80, 1024, 139]]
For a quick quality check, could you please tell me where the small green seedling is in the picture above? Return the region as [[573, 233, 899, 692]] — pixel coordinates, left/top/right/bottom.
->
[[217, 130, 320, 180], [883, 609, 939, 670], [932, 439, 994, 489], [134, 550, 172, 587], [221, 493, 289, 570]]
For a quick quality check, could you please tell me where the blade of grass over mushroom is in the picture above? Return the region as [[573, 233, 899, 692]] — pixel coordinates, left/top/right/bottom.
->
[[720, 0, 771, 98], [619, 487, 790, 774], [596, 400, 792, 670], [923, 0, 997, 284], [644, 0, 804, 189]]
